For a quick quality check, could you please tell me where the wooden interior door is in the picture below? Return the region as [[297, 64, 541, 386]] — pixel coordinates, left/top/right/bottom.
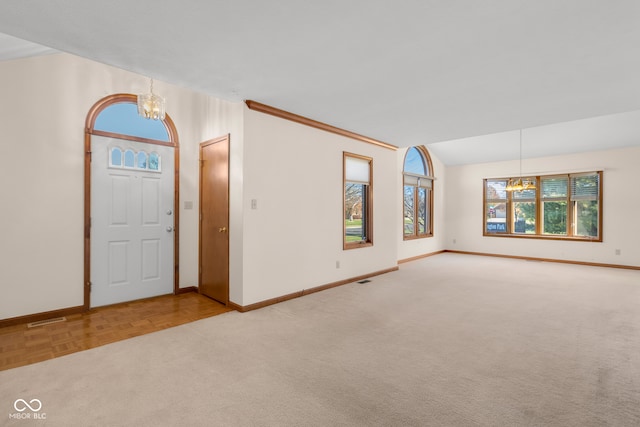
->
[[199, 135, 230, 304]]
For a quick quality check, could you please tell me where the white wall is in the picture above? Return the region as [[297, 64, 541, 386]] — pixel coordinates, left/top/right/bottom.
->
[[397, 147, 447, 261], [445, 145, 640, 267], [239, 108, 398, 306], [0, 53, 242, 320], [6, 53, 636, 321]]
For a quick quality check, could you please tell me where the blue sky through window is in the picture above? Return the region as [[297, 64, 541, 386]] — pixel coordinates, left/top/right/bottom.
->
[[404, 147, 427, 175], [94, 102, 169, 142]]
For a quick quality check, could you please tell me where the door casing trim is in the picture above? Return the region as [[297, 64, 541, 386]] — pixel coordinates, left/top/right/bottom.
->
[[84, 93, 180, 310]]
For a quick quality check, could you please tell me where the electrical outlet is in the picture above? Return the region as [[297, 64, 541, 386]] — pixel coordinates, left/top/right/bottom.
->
[[251, 199, 257, 210], [452, 238, 457, 244], [615, 249, 621, 255], [336, 261, 340, 269]]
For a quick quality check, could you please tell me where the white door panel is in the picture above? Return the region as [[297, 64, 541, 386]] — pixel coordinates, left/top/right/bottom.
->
[[91, 135, 174, 307], [141, 239, 161, 280], [108, 241, 130, 286]]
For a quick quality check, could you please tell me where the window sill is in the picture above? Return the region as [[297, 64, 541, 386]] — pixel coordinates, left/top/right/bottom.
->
[[483, 233, 601, 242], [343, 241, 373, 250], [403, 234, 434, 241]]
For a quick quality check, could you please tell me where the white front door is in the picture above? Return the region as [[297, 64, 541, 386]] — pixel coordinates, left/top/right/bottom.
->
[[90, 135, 174, 307]]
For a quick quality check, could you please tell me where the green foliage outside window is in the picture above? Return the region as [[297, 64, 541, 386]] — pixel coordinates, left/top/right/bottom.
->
[[484, 172, 601, 240]]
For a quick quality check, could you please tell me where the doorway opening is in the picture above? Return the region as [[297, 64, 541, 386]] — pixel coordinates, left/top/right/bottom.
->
[[84, 94, 180, 309]]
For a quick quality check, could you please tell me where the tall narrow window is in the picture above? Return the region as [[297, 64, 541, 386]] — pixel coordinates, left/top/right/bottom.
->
[[403, 146, 434, 239], [541, 176, 568, 236], [344, 153, 373, 249], [485, 179, 508, 234], [512, 179, 536, 234], [571, 173, 600, 238]]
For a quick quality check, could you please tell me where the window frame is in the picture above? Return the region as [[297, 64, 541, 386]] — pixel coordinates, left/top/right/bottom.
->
[[343, 152, 373, 250], [402, 146, 434, 240], [511, 179, 537, 235], [483, 171, 602, 241]]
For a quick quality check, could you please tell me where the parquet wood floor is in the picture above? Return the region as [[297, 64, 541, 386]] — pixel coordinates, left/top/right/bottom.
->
[[0, 292, 232, 371]]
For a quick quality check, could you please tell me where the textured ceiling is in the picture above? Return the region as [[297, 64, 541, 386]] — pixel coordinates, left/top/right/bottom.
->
[[0, 32, 57, 61], [1, 1, 639, 164]]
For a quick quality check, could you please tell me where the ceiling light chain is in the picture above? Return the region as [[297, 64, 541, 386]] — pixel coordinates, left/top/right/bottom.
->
[[506, 129, 536, 192]]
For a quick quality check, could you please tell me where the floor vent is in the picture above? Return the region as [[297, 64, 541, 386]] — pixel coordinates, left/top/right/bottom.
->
[[27, 317, 67, 328], [357, 279, 372, 284]]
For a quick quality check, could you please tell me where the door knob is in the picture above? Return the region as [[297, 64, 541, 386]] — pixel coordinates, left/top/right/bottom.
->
[[166, 226, 174, 232], [218, 227, 227, 233]]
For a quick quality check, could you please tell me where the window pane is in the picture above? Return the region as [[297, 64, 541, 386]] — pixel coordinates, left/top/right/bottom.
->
[[513, 201, 535, 234], [542, 177, 568, 198], [149, 152, 160, 171], [486, 180, 507, 199], [110, 148, 122, 167], [137, 151, 147, 169], [403, 186, 414, 236], [124, 150, 135, 168], [94, 102, 170, 142], [418, 187, 427, 234], [542, 201, 567, 235], [574, 200, 599, 237], [571, 174, 599, 201], [345, 183, 366, 242], [486, 202, 506, 233], [513, 186, 536, 200], [404, 147, 427, 175]]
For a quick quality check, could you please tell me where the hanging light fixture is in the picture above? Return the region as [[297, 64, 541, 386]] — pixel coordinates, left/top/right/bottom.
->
[[137, 78, 166, 120], [506, 129, 536, 192]]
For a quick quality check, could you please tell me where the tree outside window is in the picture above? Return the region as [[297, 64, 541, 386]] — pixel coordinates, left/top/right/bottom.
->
[[484, 171, 601, 241], [403, 146, 434, 239], [344, 153, 373, 249]]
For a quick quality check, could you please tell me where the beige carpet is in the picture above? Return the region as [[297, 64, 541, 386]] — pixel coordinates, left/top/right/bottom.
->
[[2, 253, 640, 426]]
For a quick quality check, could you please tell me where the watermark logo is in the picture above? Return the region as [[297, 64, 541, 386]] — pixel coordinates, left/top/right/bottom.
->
[[9, 399, 46, 420], [14, 399, 42, 412]]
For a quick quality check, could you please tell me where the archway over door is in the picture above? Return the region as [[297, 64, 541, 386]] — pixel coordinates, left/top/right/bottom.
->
[[84, 93, 180, 309]]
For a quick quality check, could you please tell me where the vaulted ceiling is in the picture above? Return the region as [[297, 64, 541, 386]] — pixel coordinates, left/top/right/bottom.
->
[[1, 1, 639, 164]]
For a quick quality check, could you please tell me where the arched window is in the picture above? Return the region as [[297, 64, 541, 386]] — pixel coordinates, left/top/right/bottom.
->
[[94, 102, 170, 142], [124, 149, 135, 168], [403, 146, 434, 239], [110, 147, 123, 167]]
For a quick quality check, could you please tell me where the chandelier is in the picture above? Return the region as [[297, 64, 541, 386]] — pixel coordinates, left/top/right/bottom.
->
[[137, 78, 166, 120], [506, 129, 536, 192]]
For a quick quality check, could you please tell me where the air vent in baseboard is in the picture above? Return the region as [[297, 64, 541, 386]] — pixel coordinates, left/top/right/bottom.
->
[[357, 279, 372, 284], [27, 317, 67, 328]]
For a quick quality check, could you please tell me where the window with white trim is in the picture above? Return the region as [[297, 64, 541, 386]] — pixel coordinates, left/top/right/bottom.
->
[[109, 147, 162, 172]]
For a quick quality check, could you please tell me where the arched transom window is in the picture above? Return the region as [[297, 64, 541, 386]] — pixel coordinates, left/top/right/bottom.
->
[[94, 102, 170, 142], [403, 146, 434, 239]]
